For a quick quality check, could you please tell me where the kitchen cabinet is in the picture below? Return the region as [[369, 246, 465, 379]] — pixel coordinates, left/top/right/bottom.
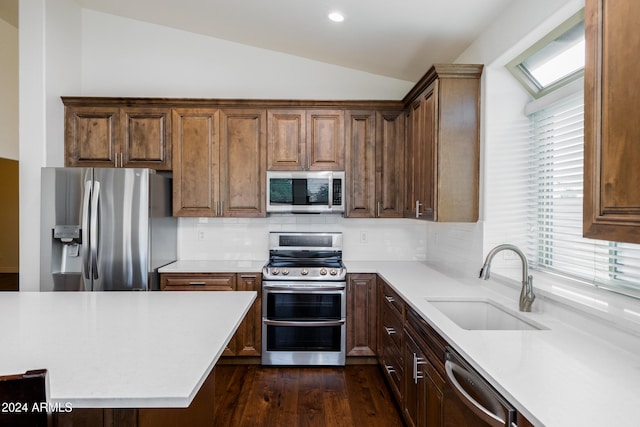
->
[[268, 109, 344, 171], [345, 110, 405, 218], [378, 280, 447, 427], [402, 64, 482, 222], [63, 101, 172, 170], [172, 108, 266, 218], [160, 272, 262, 358], [345, 111, 376, 217], [379, 279, 405, 403], [584, 0, 640, 243], [171, 108, 220, 217], [219, 109, 267, 217], [346, 273, 378, 357]]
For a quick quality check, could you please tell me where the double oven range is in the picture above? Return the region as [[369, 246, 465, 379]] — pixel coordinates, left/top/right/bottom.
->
[[262, 232, 346, 366]]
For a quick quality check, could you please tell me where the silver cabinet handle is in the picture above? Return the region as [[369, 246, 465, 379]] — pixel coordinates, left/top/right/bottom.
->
[[120, 152, 124, 168], [377, 201, 381, 217], [413, 353, 426, 384], [188, 281, 206, 286], [384, 364, 396, 375], [415, 200, 423, 218], [384, 326, 396, 336], [445, 360, 506, 426], [385, 295, 395, 303]]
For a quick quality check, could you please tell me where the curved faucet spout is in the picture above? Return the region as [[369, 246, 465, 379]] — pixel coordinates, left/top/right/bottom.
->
[[479, 244, 535, 312]]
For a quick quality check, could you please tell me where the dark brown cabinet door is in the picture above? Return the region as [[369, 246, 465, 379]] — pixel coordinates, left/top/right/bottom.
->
[[235, 273, 262, 356], [267, 109, 306, 170], [121, 107, 171, 170], [65, 105, 120, 167], [404, 333, 429, 427], [345, 111, 376, 217], [376, 111, 405, 218], [220, 109, 267, 217], [171, 108, 220, 217], [346, 274, 377, 356], [584, 0, 640, 243], [306, 109, 345, 170]]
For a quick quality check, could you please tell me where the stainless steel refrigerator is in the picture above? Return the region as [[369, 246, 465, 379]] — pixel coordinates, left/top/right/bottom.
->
[[40, 167, 177, 291]]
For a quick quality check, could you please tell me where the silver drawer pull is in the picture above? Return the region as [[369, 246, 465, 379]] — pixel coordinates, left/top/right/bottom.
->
[[188, 281, 207, 286], [384, 364, 396, 375], [384, 326, 396, 335], [385, 295, 395, 303]]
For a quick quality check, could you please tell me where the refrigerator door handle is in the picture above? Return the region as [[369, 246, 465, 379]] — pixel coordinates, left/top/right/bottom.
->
[[81, 181, 92, 280], [90, 181, 101, 280]]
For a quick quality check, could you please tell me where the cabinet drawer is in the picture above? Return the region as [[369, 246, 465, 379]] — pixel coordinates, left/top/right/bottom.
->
[[160, 273, 236, 291], [382, 305, 404, 350], [381, 335, 403, 398], [381, 282, 404, 318]]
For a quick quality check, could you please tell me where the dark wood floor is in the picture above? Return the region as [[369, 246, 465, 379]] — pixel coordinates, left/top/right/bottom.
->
[[213, 365, 405, 427], [0, 273, 18, 291]]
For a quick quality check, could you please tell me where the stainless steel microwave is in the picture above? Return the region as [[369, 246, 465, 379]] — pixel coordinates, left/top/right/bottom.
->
[[266, 171, 345, 213]]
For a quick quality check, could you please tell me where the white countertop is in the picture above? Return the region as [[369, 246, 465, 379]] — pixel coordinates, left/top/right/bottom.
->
[[159, 259, 266, 273], [347, 261, 640, 427], [0, 291, 255, 409]]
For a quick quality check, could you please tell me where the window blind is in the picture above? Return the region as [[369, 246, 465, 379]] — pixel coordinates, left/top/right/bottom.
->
[[528, 91, 640, 298]]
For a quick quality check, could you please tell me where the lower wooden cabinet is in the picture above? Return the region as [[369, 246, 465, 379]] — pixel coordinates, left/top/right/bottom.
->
[[346, 273, 378, 356], [160, 272, 261, 357]]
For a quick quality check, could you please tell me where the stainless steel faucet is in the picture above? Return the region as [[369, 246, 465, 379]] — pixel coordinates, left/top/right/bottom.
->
[[479, 244, 535, 312]]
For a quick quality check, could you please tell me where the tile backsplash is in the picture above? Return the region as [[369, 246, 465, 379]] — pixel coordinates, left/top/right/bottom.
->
[[178, 214, 428, 262]]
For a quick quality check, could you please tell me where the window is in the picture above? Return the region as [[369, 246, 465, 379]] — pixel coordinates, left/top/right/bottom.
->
[[508, 11, 585, 98], [527, 85, 640, 298]]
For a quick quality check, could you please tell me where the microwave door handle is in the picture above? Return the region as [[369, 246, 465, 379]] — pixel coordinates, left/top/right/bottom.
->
[[328, 174, 333, 209]]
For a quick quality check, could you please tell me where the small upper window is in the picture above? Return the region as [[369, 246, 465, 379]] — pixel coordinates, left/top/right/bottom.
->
[[508, 11, 585, 98]]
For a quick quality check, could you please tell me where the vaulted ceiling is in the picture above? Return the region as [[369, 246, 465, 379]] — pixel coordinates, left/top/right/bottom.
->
[[73, 0, 514, 82]]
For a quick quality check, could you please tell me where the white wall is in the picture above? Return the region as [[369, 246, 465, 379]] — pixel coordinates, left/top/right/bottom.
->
[[423, 0, 585, 279], [0, 16, 18, 160], [80, 10, 413, 100], [180, 216, 427, 262], [19, 0, 82, 291]]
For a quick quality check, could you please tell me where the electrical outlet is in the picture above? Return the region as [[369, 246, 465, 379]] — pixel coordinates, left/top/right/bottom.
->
[[360, 231, 368, 244], [198, 231, 206, 241]]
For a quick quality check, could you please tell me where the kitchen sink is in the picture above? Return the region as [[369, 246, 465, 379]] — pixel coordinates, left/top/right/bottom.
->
[[425, 298, 547, 331]]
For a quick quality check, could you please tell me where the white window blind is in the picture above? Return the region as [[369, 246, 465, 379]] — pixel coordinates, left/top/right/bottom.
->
[[528, 91, 640, 298]]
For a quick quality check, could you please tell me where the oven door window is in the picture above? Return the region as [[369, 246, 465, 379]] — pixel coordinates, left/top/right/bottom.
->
[[266, 324, 342, 352], [266, 292, 342, 320]]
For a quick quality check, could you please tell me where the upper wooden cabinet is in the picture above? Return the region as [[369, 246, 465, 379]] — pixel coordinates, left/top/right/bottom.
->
[[345, 110, 405, 218], [267, 109, 344, 170], [172, 107, 266, 218], [63, 100, 171, 170], [172, 108, 220, 217], [403, 64, 482, 222], [584, 0, 640, 243], [220, 109, 267, 217]]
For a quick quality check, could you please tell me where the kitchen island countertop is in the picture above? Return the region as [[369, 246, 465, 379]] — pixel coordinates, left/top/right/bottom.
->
[[0, 291, 255, 408]]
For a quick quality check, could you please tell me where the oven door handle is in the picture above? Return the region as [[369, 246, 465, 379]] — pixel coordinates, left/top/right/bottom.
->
[[263, 319, 345, 327], [263, 285, 346, 292]]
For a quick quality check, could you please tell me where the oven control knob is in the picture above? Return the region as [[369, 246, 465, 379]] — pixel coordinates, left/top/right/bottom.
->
[[329, 269, 338, 276], [282, 268, 289, 276], [271, 268, 280, 275], [320, 268, 328, 276], [301, 268, 309, 276]]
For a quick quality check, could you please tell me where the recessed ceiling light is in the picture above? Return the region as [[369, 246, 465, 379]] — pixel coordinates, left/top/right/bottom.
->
[[328, 12, 345, 23]]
